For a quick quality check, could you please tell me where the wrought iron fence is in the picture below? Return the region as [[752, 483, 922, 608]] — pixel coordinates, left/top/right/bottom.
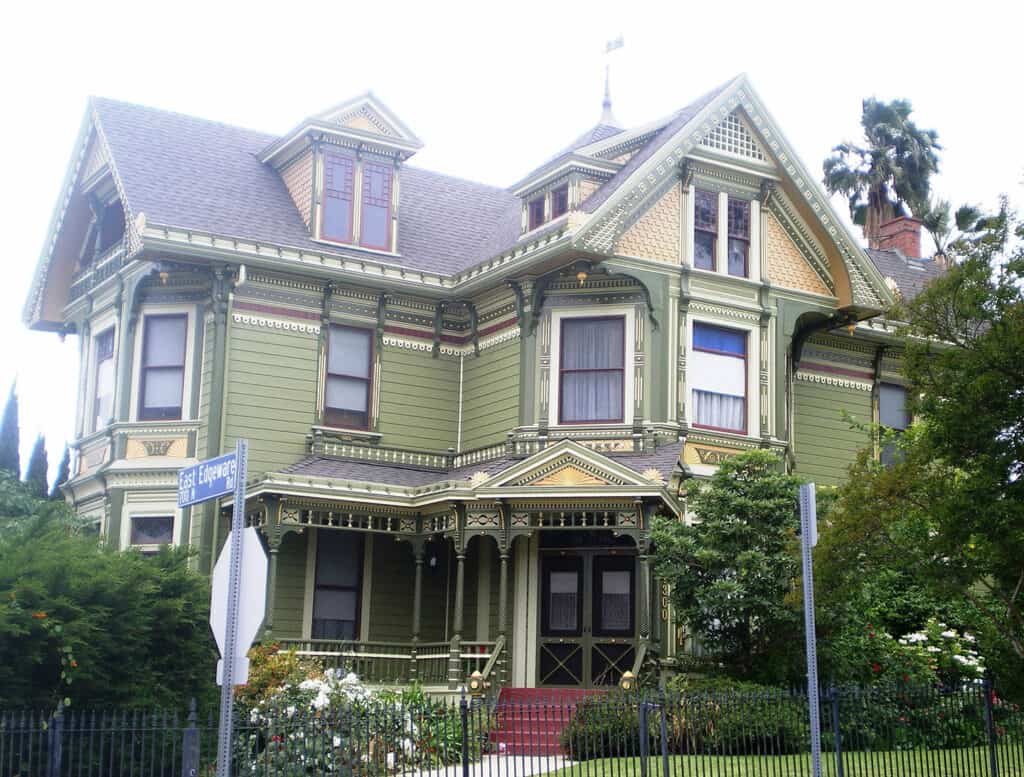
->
[[2, 680, 1022, 776]]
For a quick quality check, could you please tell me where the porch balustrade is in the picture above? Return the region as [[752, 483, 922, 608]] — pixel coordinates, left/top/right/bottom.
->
[[279, 638, 500, 686]]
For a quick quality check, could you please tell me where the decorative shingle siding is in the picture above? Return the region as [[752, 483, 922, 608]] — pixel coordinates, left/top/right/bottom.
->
[[613, 183, 681, 263], [461, 338, 520, 451], [792, 374, 872, 485], [281, 150, 314, 228], [765, 213, 831, 296], [272, 532, 307, 639], [377, 346, 458, 451], [223, 320, 318, 475]]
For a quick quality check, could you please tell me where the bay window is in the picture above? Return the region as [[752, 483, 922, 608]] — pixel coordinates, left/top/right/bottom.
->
[[693, 189, 717, 271], [559, 316, 625, 424], [359, 161, 393, 250], [93, 328, 115, 431], [312, 531, 363, 640], [727, 197, 750, 277], [138, 314, 187, 421], [324, 325, 373, 430], [321, 153, 355, 243], [692, 322, 747, 433]]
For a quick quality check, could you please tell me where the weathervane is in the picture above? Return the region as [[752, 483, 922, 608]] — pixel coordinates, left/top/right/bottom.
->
[[602, 36, 624, 126]]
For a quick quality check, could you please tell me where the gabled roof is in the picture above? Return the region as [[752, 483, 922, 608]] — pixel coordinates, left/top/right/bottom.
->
[[865, 248, 945, 300]]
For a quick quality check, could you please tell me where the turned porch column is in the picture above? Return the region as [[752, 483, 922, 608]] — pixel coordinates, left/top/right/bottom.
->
[[448, 547, 466, 688], [638, 547, 652, 653], [261, 497, 282, 640], [410, 541, 425, 682], [498, 548, 510, 686]]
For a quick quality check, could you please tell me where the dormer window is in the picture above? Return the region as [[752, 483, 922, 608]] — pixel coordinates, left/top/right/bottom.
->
[[528, 196, 545, 231], [322, 153, 356, 243], [551, 185, 569, 219], [360, 161, 393, 251], [693, 189, 717, 271]]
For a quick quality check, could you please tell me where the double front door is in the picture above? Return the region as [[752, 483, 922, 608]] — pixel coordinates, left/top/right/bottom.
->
[[538, 550, 637, 687]]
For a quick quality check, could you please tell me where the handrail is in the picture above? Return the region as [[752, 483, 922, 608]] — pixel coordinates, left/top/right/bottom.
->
[[630, 642, 647, 679], [479, 635, 505, 680]]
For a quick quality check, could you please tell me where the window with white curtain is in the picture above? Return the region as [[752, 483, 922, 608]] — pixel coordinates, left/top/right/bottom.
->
[[93, 328, 115, 431], [138, 315, 187, 421], [559, 316, 625, 423], [692, 322, 747, 433], [324, 325, 372, 430], [879, 383, 909, 466]]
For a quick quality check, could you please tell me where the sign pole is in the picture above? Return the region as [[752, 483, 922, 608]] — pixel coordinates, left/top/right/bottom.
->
[[800, 483, 822, 777], [215, 438, 248, 777]]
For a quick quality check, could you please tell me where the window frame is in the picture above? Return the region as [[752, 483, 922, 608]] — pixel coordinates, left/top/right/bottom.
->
[[550, 184, 569, 220], [727, 196, 750, 278], [557, 315, 626, 425], [528, 196, 546, 231], [323, 324, 374, 431], [690, 321, 749, 436], [92, 327, 116, 432], [137, 313, 188, 422], [119, 495, 182, 552], [693, 189, 718, 272], [129, 515, 175, 548], [311, 531, 364, 641], [358, 160, 393, 251], [879, 382, 910, 466], [320, 152, 357, 244]]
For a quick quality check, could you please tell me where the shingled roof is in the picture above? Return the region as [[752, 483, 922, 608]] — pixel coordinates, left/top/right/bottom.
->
[[92, 97, 523, 276], [865, 248, 946, 301]]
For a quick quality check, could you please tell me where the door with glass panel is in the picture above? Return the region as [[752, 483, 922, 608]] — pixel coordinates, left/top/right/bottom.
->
[[538, 552, 636, 687]]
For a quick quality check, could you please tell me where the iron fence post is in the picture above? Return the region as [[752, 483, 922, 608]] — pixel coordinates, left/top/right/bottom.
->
[[460, 689, 469, 777], [181, 699, 199, 777], [829, 686, 843, 777], [639, 696, 650, 777], [46, 703, 63, 777], [982, 675, 1000, 777], [659, 688, 670, 777]]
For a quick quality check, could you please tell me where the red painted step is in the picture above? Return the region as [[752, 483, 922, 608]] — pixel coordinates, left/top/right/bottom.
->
[[489, 688, 607, 756]]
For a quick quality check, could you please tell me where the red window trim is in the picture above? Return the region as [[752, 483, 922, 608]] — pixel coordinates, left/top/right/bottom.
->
[[320, 152, 356, 244], [692, 322, 748, 435], [138, 313, 187, 422], [358, 160, 393, 252], [323, 324, 374, 431], [558, 315, 626, 425]]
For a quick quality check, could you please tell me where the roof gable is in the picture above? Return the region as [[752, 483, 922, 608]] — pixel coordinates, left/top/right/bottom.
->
[[480, 439, 660, 490]]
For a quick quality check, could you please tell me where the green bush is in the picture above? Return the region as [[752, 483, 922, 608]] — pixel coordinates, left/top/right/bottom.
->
[[559, 692, 649, 760]]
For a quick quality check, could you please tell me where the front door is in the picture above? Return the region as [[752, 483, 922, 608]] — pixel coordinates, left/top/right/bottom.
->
[[538, 550, 636, 687]]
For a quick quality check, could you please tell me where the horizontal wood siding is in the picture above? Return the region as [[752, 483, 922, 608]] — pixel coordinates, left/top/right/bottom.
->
[[223, 323, 317, 475], [377, 346, 458, 451], [461, 339, 520, 451], [793, 378, 873, 485], [273, 532, 307, 639]]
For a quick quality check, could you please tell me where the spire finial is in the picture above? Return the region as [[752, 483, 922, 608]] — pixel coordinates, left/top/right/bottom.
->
[[602, 36, 624, 127]]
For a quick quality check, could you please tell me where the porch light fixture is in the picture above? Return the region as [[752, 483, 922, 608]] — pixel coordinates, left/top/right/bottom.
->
[[468, 670, 485, 696], [576, 269, 588, 286], [619, 670, 636, 691]]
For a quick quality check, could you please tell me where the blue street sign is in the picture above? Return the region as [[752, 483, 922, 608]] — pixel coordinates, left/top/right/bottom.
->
[[178, 451, 239, 508]]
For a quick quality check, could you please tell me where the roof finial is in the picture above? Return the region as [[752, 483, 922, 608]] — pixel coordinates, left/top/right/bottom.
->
[[602, 36, 624, 127]]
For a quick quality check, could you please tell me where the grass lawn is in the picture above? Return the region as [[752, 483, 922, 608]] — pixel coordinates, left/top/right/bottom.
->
[[544, 747, 1023, 776]]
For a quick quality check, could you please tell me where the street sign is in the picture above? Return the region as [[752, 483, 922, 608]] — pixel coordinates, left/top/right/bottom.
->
[[177, 451, 239, 508], [209, 526, 267, 685]]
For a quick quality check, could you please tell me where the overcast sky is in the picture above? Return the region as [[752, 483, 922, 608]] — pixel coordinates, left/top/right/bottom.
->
[[2, 0, 1022, 484]]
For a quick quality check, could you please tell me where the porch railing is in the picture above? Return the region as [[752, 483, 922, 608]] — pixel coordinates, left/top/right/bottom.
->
[[280, 638, 500, 686]]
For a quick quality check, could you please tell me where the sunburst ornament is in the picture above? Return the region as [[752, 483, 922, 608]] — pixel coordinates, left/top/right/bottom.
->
[[642, 468, 664, 484], [468, 471, 491, 487]]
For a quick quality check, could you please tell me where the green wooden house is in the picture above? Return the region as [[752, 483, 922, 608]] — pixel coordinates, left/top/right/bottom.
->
[[23, 74, 942, 692]]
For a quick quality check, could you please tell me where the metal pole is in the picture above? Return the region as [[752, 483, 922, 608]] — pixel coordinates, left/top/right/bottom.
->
[[829, 686, 844, 777], [215, 439, 248, 777], [983, 675, 1000, 777], [460, 689, 470, 777], [800, 483, 822, 777], [639, 698, 650, 777]]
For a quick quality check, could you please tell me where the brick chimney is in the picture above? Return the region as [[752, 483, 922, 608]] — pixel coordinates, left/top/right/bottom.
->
[[872, 216, 923, 259]]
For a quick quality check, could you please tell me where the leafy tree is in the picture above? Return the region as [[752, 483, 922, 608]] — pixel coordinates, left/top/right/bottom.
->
[[50, 446, 70, 500], [0, 474, 218, 709], [0, 384, 18, 477], [23, 434, 48, 499], [823, 98, 940, 243], [651, 450, 802, 680]]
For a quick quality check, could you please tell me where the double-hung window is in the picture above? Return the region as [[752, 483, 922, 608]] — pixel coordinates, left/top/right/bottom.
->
[[693, 190, 718, 271], [879, 383, 909, 466], [551, 185, 569, 219], [692, 323, 747, 433], [559, 317, 625, 424], [528, 196, 545, 230], [139, 315, 187, 421], [93, 328, 115, 431], [312, 531, 363, 640], [324, 325, 372, 430], [727, 197, 750, 277], [321, 153, 356, 243], [360, 161, 393, 250]]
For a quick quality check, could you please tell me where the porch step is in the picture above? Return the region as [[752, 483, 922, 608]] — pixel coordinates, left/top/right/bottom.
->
[[490, 688, 606, 755]]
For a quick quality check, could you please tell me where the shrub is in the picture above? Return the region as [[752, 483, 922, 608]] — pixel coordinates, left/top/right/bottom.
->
[[559, 692, 648, 760]]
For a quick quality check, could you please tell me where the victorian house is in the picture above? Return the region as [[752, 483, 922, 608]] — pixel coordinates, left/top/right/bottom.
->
[[24, 74, 941, 692]]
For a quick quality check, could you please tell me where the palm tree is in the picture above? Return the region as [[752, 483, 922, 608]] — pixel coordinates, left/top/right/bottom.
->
[[823, 98, 941, 245], [917, 198, 990, 260]]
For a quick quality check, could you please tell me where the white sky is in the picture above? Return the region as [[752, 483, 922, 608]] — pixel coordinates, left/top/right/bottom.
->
[[2, 0, 1022, 484]]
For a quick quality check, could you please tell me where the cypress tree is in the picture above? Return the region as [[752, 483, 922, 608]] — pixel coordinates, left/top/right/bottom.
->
[[24, 435, 49, 500], [50, 445, 71, 500], [0, 384, 19, 477]]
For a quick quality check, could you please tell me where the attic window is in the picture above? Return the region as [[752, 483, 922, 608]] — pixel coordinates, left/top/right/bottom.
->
[[360, 162, 393, 251], [701, 114, 766, 161], [97, 200, 125, 255], [551, 185, 569, 219], [528, 196, 545, 230], [322, 153, 356, 243]]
